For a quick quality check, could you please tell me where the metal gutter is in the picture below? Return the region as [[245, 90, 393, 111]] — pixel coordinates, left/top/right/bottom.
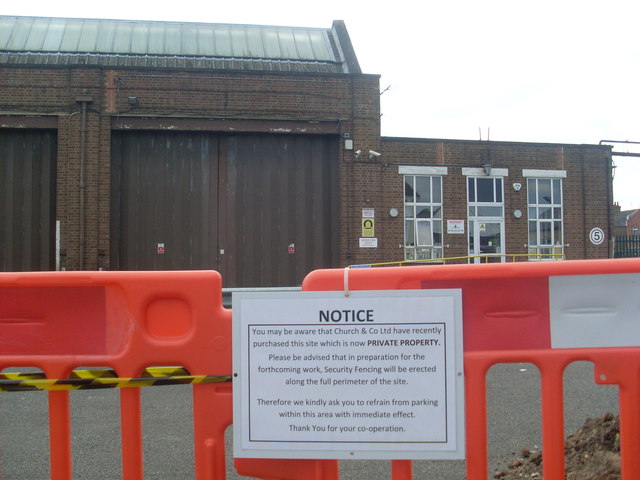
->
[[599, 139, 640, 157]]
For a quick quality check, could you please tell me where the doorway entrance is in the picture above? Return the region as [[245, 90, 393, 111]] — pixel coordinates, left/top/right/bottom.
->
[[110, 131, 339, 287], [467, 175, 505, 263], [468, 220, 504, 263]]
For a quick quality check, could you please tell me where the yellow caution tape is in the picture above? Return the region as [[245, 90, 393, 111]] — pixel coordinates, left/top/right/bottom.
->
[[0, 367, 232, 392]]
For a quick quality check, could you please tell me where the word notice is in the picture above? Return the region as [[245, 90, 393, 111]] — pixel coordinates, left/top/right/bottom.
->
[[233, 290, 464, 460]]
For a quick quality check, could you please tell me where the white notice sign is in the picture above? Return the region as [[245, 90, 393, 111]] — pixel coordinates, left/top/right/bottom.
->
[[233, 290, 464, 460], [359, 237, 378, 248], [447, 220, 465, 234], [362, 208, 375, 218]]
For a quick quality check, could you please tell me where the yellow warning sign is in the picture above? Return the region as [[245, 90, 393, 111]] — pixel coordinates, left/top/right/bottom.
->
[[362, 218, 375, 237]]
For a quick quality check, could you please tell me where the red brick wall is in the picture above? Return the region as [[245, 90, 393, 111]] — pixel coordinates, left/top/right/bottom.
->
[[627, 211, 640, 236], [339, 138, 614, 266], [0, 64, 381, 270], [0, 63, 613, 272], [337, 75, 381, 266]]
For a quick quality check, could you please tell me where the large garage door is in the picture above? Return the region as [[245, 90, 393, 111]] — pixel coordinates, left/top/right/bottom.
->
[[0, 130, 56, 271], [220, 134, 339, 287], [110, 131, 218, 270], [111, 131, 339, 286]]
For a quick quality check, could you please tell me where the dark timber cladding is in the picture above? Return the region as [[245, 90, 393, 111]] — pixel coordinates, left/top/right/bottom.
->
[[110, 131, 217, 271], [222, 134, 340, 287], [110, 131, 339, 287], [0, 130, 56, 271]]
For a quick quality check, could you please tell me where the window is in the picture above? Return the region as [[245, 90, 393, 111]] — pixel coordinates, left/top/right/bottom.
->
[[404, 175, 443, 260], [467, 177, 503, 217], [527, 178, 563, 259], [467, 176, 505, 263]]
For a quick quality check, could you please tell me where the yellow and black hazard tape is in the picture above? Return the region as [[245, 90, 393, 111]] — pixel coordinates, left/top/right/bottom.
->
[[0, 367, 232, 392]]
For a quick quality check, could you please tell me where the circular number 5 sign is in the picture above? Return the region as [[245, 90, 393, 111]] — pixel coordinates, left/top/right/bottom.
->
[[589, 227, 605, 245]]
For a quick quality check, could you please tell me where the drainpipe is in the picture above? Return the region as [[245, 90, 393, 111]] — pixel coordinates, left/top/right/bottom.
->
[[604, 154, 612, 257], [76, 94, 93, 270], [581, 149, 587, 259]]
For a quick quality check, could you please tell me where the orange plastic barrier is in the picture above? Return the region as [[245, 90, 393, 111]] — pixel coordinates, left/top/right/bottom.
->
[[0, 271, 343, 480], [4, 259, 640, 479], [0, 271, 232, 480], [299, 258, 640, 480]]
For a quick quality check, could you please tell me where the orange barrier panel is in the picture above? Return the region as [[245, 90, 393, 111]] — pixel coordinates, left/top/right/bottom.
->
[[234, 458, 339, 480], [299, 258, 640, 480], [0, 271, 338, 480], [4, 259, 640, 479], [0, 271, 233, 480]]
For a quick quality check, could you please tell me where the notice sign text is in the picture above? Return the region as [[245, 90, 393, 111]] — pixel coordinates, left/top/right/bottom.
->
[[233, 290, 464, 460]]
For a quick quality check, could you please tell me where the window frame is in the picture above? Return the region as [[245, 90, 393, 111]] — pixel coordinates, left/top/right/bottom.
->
[[527, 177, 564, 260], [466, 176, 505, 262], [403, 174, 443, 261], [467, 176, 504, 218]]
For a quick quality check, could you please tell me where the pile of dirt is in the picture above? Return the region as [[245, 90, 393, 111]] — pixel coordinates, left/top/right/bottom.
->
[[494, 413, 621, 480]]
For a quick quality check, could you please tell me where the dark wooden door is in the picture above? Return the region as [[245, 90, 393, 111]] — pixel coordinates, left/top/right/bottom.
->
[[110, 131, 218, 270], [0, 130, 56, 271], [219, 134, 339, 286], [111, 131, 339, 286]]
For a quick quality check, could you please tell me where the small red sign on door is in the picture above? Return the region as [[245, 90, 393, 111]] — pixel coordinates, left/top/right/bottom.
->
[[157, 243, 165, 254], [288, 243, 295, 254]]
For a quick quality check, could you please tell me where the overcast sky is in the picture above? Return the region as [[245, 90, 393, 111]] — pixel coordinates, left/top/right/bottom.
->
[[5, 0, 640, 209]]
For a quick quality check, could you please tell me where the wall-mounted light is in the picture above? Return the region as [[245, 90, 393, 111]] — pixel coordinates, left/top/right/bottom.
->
[[127, 96, 139, 107], [482, 163, 492, 176]]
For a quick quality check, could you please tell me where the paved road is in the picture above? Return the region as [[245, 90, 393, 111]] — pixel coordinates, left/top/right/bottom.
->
[[0, 362, 618, 479]]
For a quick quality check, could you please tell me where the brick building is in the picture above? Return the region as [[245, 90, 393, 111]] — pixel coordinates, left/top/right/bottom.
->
[[627, 210, 640, 237], [0, 16, 614, 286]]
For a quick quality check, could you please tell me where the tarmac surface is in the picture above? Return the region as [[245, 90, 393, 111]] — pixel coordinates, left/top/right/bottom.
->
[[0, 361, 618, 479]]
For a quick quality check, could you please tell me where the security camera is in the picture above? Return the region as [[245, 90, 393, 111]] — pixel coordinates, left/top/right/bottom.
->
[[355, 149, 362, 156], [368, 150, 381, 159]]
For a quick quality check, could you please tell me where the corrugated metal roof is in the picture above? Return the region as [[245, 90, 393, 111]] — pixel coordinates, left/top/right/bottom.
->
[[0, 16, 358, 73]]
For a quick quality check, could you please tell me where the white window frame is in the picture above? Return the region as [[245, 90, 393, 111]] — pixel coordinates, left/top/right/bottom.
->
[[402, 173, 444, 261], [466, 176, 505, 218], [526, 176, 564, 260], [466, 176, 505, 262]]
